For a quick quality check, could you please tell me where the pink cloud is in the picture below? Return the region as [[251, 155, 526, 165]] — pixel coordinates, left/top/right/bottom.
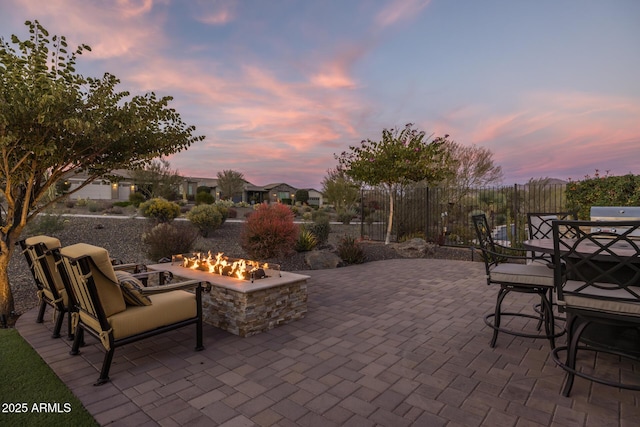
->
[[375, 0, 432, 28]]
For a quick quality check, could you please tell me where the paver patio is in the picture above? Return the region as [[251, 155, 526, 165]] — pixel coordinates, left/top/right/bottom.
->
[[15, 258, 640, 426]]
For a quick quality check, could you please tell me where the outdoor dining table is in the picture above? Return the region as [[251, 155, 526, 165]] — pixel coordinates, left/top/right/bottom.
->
[[523, 238, 640, 357]]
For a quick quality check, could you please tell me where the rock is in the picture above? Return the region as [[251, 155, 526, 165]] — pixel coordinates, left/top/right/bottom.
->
[[392, 238, 436, 258], [305, 250, 342, 270]]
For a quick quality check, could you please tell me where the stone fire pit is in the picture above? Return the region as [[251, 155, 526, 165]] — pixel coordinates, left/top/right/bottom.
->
[[147, 253, 309, 337]]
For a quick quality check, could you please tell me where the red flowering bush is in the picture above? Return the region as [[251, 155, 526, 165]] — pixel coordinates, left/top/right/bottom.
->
[[241, 203, 299, 259]]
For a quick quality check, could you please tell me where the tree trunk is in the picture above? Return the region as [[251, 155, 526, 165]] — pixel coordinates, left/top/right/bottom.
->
[[0, 245, 16, 322], [385, 186, 394, 245]]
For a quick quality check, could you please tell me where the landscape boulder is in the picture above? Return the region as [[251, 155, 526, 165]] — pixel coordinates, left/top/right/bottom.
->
[[392, 238, 436, 258], [305, 250, 342, 270]]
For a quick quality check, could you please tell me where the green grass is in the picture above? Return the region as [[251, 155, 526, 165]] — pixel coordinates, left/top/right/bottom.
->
[[0, 329, 98, 427]]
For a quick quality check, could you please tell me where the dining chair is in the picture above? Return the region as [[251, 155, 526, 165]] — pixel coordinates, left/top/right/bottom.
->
[[472, 214, 564, 348], [551, 219, 640, 396], [526, 212, 578, 264]]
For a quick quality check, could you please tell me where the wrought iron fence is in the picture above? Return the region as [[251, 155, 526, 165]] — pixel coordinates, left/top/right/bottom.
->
[[359, 183, 567, 247]]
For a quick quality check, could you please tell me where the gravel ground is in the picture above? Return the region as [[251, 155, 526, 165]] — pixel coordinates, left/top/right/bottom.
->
[[9, 216, 477, 317]]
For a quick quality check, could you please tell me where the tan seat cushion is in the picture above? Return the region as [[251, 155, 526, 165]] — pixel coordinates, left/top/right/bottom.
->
[[490, 263, 554, 288], [79, 290, 196, 340], [25, 235, 66, 292], [563, 280, 640, 316], [114, 271, 152, 306], [61, 243, 126, 317]]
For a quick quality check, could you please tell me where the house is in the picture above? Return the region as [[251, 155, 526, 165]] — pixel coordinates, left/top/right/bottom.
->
[[63, 170, 136, 201], [63, 170, 325, 206]]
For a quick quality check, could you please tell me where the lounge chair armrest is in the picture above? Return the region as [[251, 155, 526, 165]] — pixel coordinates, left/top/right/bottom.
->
[[477, 246, 538, 263], [113, 263, 147, 273], [140, 279, 204, 295]]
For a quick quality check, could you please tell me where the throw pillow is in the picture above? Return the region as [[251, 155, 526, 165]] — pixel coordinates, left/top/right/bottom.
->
[[115, 270, 152, 306]]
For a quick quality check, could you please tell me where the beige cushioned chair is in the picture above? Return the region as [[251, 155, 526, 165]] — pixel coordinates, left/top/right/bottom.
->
[[56, 243, 205, 385], [18, 236, 71, 339]]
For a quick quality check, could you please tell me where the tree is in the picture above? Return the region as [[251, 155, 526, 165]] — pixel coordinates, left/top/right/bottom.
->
[[129, 158, 183, 201], [0, 21, 204, 321], [336, 124, 453, 244], [321, 168, 360, 211], [294, 189, 309, 205], [216, 169, 245, 201], [442, 141, 503, 192]]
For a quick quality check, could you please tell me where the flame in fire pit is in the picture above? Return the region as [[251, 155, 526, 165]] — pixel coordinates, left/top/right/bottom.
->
[[173, 252, 279, 282]]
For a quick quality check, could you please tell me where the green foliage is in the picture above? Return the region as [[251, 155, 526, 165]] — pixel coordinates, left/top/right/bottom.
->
[[138, 197, 181, 223], [87, 200, 99, 212], [306, 216, 331, 244], [321, 169, 360, 211], [295, 189, 309, 204], [241, 203, 299, 259], [0, 329, 98, 426], [142, 222, 200, 261], [295, 227, 318, 252], [186, 204, 223, 237], [195, 191, 215, 205], [337, 209, 356, 225], [336, 124, 453, 187], [25, 213, 66, 235], [566, 172, 640, 219], [215, 202, 229, 224], [0, 20, 204, 317], [130, 158, 182, 201], [217, 169, 245, 200], [55, 179, 71, 195], [113, 201, 131, 207], [335, 124, 453, 244], [128, 192, 146, 207], [337, 235, 366, 265]]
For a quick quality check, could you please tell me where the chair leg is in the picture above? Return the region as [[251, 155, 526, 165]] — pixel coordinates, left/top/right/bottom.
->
[[66, 310, 74, 341], [562, 316, 590, 397], [36, 300, 47, 323], [96, 348, 115, 386], [539, 291, 555, 349], [51, 309, 64, 339], [70, 328, 83, 355], [490, 287, 509, 348]]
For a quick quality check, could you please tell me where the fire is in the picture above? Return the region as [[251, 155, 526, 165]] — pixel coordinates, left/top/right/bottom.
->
[[178, 252, 274, 281]]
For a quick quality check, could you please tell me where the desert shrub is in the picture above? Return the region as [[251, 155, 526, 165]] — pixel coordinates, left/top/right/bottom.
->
[[291, 206, 299, 216], [306, 216, 330, 244], [105, 206, 124, 215], [139, 197, 181, 223], [241, 203, 299, 259], [113, 201, 131, 207], [26, 213, 66, 235], [128, 192, 146, 208], [75, 198, 88, 207], [337, 209, 356, 225], [311, 209, 330, 223], [195, 191, 215, 205], [295, 227, 318, 252], [227, 207, 237, 218], [215, 203, 229, 224], [186, 204, 224, 237], [142, 222, 200, 261], [337, 235, 366, 265], [87, 200, 99, 212], [302, 212, 313, 221]]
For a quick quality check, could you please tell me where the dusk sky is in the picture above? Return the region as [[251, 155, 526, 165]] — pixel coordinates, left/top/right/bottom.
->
[[2, 0, 639, 189]]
